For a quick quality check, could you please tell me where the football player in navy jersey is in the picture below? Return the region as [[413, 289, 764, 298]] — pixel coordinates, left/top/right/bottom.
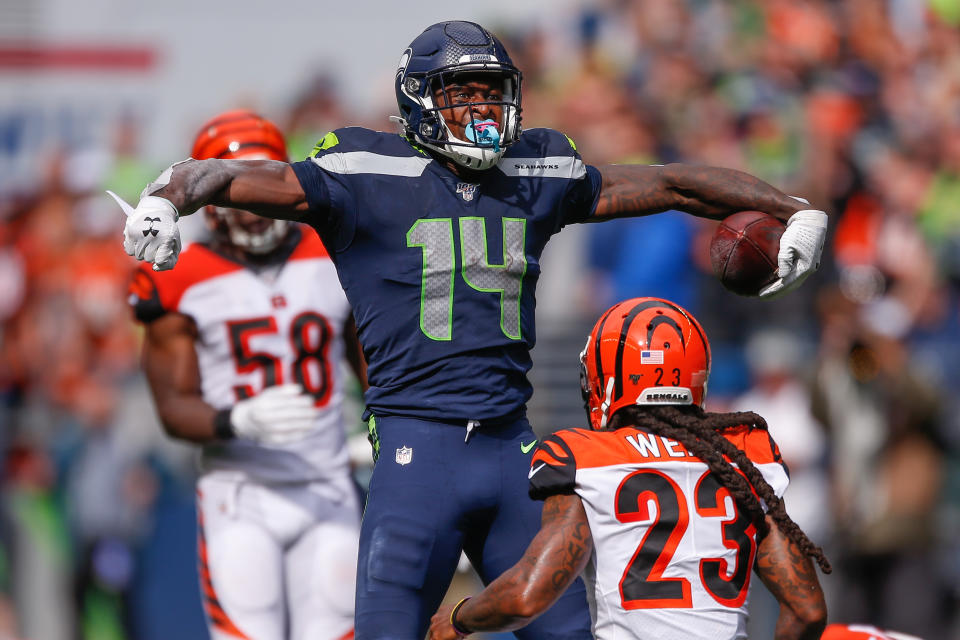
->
[[113, 21, 829, 640]]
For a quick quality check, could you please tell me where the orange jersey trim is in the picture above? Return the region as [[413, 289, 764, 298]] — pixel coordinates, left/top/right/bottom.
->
[[131, 230, 332, 315], [544, 425, 782, 470], [132, 245, 242, 313], [288, 227, 330, 261]]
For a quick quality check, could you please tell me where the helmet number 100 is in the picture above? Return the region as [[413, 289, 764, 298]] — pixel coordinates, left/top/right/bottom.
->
[[406, 217, 527, 341]]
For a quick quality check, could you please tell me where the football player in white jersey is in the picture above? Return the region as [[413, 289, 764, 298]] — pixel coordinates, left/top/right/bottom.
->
[[429, 297, 828, 640], [127, 111, 365, 640]]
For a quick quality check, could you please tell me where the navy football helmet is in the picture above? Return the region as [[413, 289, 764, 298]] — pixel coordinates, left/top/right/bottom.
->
[[394, 21, 522, 171]]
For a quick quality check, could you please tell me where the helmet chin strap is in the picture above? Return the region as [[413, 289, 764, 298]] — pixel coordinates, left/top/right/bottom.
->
[[598, 377, 616, 429]]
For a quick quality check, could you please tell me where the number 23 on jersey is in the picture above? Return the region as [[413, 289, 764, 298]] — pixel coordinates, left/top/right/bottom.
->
[[616, 469, 757, 610]]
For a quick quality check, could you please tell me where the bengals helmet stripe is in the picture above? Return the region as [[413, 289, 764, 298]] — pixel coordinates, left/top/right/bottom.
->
[[592, 304, 618, 383], [581, 297, 712, 429], [612, 299, 671, 399]]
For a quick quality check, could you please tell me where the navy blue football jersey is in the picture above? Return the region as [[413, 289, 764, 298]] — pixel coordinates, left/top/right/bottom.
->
[[291, 127, 602, 420]]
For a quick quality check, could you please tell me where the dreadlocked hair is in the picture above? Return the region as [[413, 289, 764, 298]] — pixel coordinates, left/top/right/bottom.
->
[[609, 404, 831, 574]]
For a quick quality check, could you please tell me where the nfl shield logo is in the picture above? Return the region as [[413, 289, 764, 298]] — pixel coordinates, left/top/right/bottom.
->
[[395, 446, 413, 465], [456, 183, 478, 202]]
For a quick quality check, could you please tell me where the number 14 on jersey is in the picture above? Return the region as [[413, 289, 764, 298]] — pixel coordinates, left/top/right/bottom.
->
[[407, 217, 527, 341]]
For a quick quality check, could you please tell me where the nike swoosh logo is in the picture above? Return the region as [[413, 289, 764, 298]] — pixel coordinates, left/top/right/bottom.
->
[[528, 463, 546, 480], [520, 440, 537, 454]]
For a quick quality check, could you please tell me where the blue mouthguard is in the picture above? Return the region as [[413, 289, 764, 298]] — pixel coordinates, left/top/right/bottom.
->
[[465, 119, 501, 152]]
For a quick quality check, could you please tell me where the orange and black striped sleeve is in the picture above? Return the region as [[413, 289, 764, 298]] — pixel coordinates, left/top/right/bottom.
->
[[528, 431, 578, 501], [128, 263, 166, 323]]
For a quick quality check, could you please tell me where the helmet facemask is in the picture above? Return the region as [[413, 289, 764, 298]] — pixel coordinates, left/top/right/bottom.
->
[[206, 207, 291, 256], [396, 52, 523, 171]]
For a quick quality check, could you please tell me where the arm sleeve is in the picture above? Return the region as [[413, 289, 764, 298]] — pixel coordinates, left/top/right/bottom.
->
[[528, 433, 579, 501]]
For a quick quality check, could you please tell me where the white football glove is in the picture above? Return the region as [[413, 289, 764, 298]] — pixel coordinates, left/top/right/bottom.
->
[[759, 209, 828, 299], [107, 191, 181, 272], [230, 384, 320, 445]]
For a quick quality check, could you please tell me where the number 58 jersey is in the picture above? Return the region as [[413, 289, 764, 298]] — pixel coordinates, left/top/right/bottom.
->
[[129, 228, 354, 483], [529, 424, 789, 640]]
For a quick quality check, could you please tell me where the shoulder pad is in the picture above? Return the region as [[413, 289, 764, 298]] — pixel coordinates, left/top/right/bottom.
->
[[722, 424, 784, 466], [529, 431, 580, 500], [310, 126, 424, 158], [132, 245, 241, 317], [508, 128, 581, 158]]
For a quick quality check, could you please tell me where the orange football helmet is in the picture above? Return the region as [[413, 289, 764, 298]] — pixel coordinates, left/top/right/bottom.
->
[[580, 297, 711, 429], [191, 110, 287, 161], [191, 110, 290, 255]]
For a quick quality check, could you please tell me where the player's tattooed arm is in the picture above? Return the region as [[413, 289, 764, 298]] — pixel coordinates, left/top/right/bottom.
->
[[152, 159, 312, 221], [593, 164, 805, 223], [428, 494, 592, 639], [142, 313, 222, 443], [755, 514, 827, 640]]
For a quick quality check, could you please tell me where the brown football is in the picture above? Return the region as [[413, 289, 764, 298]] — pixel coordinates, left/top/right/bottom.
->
[[710, 211, 786, 296]]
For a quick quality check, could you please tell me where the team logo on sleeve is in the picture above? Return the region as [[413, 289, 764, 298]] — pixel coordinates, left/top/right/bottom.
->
[[395, 446, 413, 465], [456, 183, 478, 202]]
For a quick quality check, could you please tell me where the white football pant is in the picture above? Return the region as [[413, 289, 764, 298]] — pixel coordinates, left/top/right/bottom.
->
[[196, 473, 360, 640]]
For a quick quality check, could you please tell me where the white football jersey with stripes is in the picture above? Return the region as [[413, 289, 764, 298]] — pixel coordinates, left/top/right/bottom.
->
[[131, 228, 354, 482], [529, 425, 789, 640]]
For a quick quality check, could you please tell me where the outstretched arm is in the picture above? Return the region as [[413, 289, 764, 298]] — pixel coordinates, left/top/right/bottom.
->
[[754, 514, 827, 640], [152, 158, 311, 221], [593, 163, 828, 299], [114, 158, 314, 271], [593, 163, 805, 222], [428, 493, 592, 639]]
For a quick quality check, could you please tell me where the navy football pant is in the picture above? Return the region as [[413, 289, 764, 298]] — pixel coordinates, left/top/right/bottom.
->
[[355, 414, 592, 639]]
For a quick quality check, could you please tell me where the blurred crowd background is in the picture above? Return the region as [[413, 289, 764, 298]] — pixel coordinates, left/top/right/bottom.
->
[[2, 1, 960, 639]]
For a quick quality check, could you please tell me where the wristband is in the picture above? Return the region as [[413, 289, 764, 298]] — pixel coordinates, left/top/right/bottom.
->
[[450, 596, 472, 637], [213, 409, 236, 440]]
